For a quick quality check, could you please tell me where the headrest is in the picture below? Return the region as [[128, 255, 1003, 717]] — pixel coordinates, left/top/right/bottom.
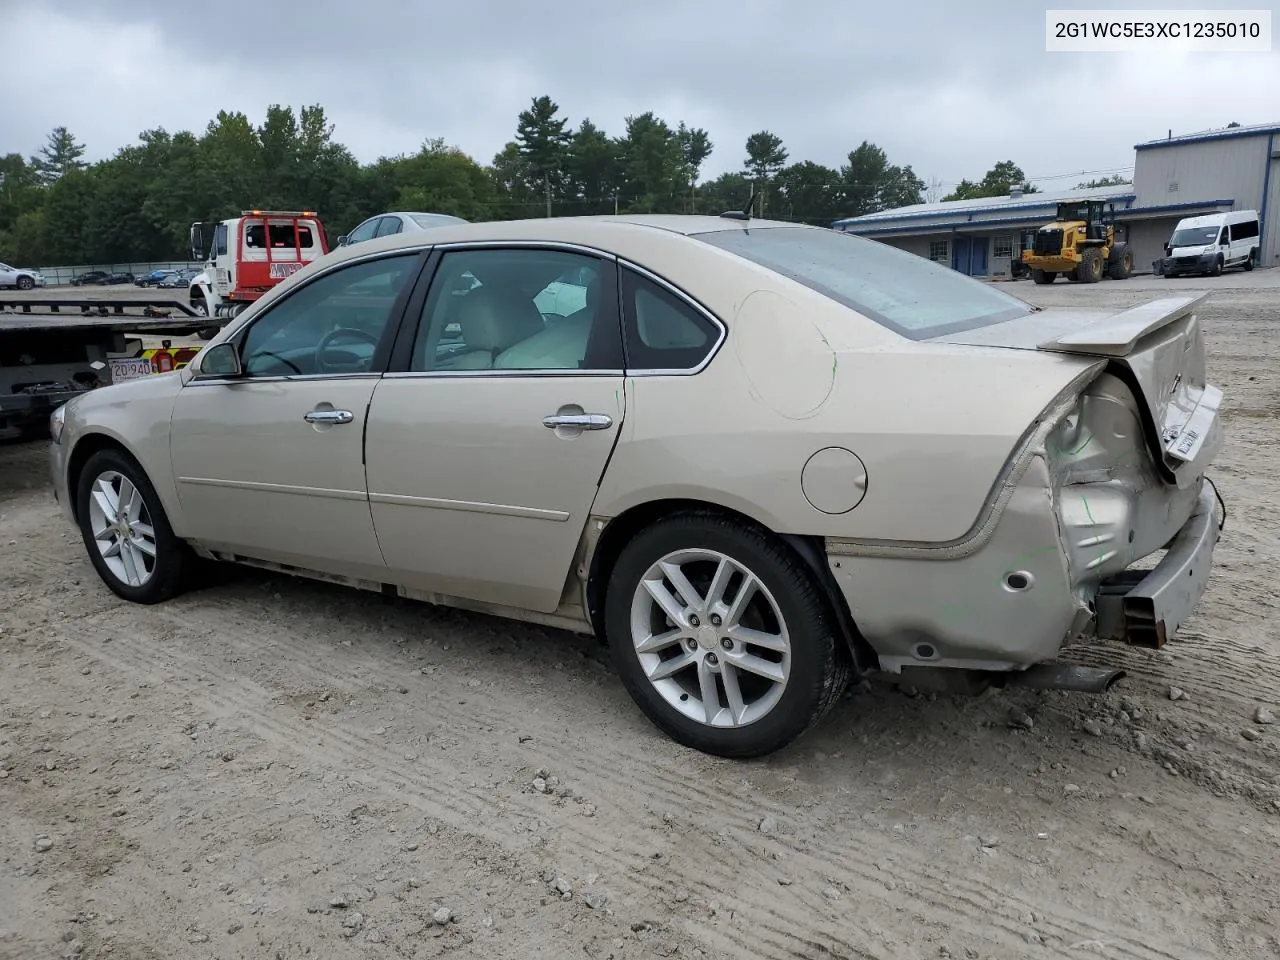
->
[[456, 286, 544, 353]]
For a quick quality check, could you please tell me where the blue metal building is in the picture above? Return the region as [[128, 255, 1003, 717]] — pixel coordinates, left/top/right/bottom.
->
[[832, 121, 1280, 277]]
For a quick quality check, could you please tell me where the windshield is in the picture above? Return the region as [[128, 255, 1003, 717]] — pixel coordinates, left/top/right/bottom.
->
[[1058, 203, 1094, 222], [694, 226, 1031, 340], [1170, 226, 1220, 247]]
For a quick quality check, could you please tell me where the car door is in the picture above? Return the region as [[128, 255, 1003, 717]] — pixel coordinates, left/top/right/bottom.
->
[[1227, 220, 1253, 265], [365, 246, 626, 613], [169, 249, 426, 581], [0, 263, 14, 286]]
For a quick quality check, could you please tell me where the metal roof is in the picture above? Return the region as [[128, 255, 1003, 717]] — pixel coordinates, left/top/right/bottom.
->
[[1135, 121, 1280, 150], [831, 183, 1135, 229]]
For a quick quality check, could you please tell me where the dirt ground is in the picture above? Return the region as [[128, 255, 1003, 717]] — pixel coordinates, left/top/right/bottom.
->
[[2, 270, 1278, 960]]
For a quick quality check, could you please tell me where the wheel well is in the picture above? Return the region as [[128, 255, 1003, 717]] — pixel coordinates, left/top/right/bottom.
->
[[585, 498, 877, 676], [65, 434, 131, 523]]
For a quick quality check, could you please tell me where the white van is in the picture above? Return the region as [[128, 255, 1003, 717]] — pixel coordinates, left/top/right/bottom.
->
[[1159, 210, 1260, 277]]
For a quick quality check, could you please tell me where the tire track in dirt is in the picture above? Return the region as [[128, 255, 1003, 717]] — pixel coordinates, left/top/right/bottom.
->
[[1061, 634, 1280, 810], [50, 613, 871, 960], [8, 525, 1266, 959], [45, 594, 1227, 960]]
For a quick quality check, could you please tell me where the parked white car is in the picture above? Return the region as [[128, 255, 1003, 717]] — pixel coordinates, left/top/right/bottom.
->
[[48, 215, 1226, 758], [0, 261, 45, 290], [337, 211, 468, 247]]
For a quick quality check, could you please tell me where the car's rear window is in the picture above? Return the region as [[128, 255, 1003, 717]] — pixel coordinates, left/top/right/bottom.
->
[[409, 213, 466, 229], [693, 226, 1032, 340]]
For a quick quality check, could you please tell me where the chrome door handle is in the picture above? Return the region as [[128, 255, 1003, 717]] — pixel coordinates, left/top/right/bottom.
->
[[304, 409, 354, 424], [542, 413, 612, 430]]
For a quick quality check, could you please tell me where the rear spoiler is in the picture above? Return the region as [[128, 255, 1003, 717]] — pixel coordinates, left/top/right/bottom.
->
[[1036, 293, 1208, 358]]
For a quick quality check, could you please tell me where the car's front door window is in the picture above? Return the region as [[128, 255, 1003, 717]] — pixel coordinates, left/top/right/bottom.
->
[[346, 218, 383, 245], [238, 254, 419, 378], [409, 249, 622, 373]]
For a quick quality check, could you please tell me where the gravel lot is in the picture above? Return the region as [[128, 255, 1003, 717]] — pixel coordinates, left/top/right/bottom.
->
[[2, 270, 1278, 960]]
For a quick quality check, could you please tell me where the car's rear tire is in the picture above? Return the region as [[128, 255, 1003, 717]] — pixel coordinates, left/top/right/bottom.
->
[[17, 275, 34, 290], [75, 447, 193, 604], [604, 512, 850, 758]]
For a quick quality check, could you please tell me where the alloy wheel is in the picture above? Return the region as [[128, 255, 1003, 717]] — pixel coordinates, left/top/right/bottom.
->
[[629, 548, 791, 728], [86, 470, 158, 588]]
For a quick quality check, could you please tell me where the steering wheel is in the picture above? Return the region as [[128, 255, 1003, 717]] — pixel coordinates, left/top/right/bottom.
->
[[315, 327, 380, 373]]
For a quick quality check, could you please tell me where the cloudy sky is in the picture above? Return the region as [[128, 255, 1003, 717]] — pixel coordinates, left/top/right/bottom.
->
[[3, 0, 1278, 193]]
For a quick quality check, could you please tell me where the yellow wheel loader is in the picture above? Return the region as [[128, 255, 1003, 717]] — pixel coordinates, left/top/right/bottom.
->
[[1022, 199, 1134, 285]]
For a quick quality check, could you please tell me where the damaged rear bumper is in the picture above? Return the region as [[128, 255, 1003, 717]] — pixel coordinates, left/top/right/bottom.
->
[[1094, 480, 1223, 648]]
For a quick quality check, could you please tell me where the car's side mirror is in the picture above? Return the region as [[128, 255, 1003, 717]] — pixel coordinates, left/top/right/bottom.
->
[[336, 235, 349, 246], [196, 341, 243, 379]]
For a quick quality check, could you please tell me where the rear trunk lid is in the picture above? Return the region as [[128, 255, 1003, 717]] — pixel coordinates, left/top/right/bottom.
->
[[933, 293, 1222, 488]]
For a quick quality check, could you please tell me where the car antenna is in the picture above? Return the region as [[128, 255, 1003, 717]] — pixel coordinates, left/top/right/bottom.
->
[[719, 183, 756, 222]]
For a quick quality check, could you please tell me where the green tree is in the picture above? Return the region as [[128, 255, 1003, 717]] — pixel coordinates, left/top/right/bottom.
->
[[488, 141, 538, 219], [837, 142, 921, 216], [879, 163, 925, 211], [1076, 173, 1132, 189], [31, 126, 87, 186], [515, 95, 572, 215], [379, 138, 495, 222], [677, 123, 713, 213], [84, 148, 167, 262], [39, 168, 97, 263], [743, 130, 788, 216], [0, 98, 949, 266], [615, 112, 683, 213], [0, 153, 42, 237], [697, 171, 753, 216], [774, 161, 843, 224], [565, 119, 619, 215], [200, 110, 266, 216], [943, 161, 1037, 201]]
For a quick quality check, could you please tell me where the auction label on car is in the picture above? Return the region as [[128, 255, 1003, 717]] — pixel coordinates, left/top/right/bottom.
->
[[108, 358, 155, 382], [1167, 384, 1223, 462]]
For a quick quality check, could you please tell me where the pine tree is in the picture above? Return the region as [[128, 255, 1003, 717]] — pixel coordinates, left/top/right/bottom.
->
[[32, 126, 87, 186]]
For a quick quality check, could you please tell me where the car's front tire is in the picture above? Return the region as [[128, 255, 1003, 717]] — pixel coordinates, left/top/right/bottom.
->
[[604, 512, 850, 758], [75, 447, 193, 604]]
